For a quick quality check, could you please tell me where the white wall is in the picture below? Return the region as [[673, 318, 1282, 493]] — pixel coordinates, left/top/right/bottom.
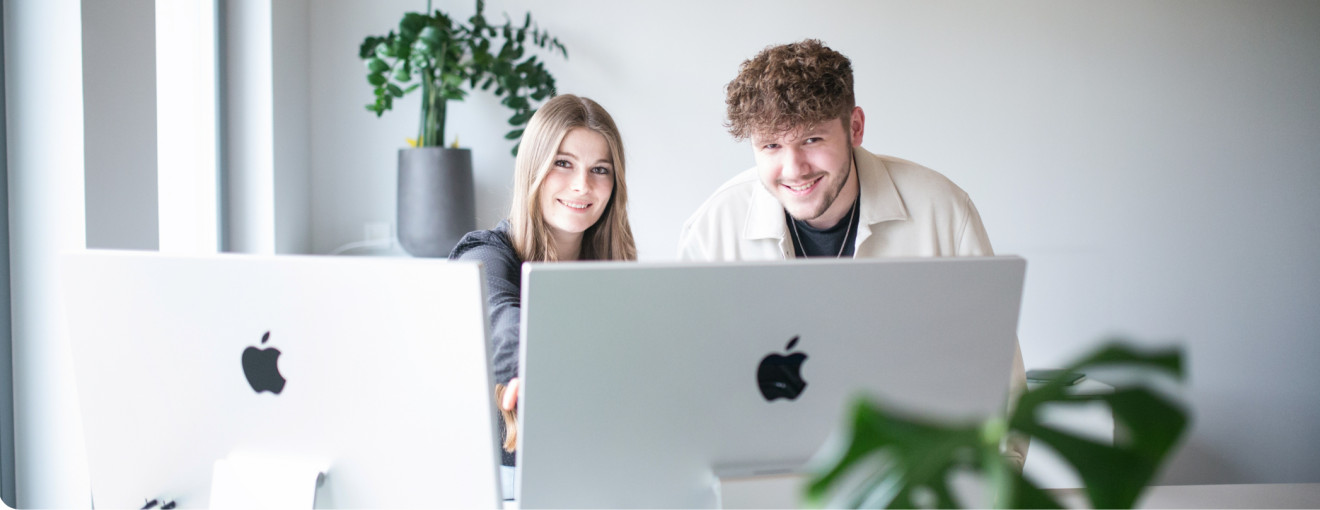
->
[[156, 0, 219, 253], [272, 0, 311, 254], [82, 0, 158, 251], [310, 0, 1320, 485], [4, 0, 93, 507], [224, 0, 278, 253], [224, 0, 312, 255]]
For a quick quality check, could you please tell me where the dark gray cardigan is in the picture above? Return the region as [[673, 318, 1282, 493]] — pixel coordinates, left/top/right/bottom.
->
[[449, 220, 522, 387], [448, 220, 521, 466]]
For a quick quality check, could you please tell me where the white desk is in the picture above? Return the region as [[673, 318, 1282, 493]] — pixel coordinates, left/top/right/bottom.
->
[[697, 473, 1320, 509], [1049, 482, 1320, 509]]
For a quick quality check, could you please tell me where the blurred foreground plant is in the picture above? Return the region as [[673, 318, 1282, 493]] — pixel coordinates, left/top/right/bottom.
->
[[805, 340, 1189, 509]]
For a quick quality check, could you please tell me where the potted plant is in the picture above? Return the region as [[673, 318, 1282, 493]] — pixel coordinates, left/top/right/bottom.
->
[[360, 0, 567, 256], [805, 340, 1191, 509]]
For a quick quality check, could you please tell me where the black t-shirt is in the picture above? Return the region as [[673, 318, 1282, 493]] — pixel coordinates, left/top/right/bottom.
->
[[786, 196, 860, 258]]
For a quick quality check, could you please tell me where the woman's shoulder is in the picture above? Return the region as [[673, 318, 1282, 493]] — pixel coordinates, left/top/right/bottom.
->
[[448, 220, 518, 261]]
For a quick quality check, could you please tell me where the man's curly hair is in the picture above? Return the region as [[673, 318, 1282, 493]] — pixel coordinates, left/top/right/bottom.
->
[[725, 39, 855, 141]]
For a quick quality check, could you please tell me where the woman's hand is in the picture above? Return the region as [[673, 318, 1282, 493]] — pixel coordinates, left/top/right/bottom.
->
[[501, 377, 520, 411], [495, 378, 520, 452]]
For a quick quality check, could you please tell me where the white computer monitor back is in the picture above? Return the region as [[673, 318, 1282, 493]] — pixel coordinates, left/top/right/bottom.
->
[[516, 256, 1026, 509], [61, 251, 503, 508]]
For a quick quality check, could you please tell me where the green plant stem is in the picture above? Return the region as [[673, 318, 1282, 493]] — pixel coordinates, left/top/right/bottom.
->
[[417, 73, 446, 146], [417, 75, 429, 145], [430, 86, 446, 146]]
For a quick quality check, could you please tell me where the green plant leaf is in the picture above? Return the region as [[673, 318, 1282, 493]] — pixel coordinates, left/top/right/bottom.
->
[[393, 39, 412, 59], [412, 38, 432, 54], [1010, 385, 1189, 509], [359, 1, 569, 151], [804, 339, 1190, 509], [503, 96, 529, 110], [410, 51, 431, 71], [359, 36, 383, 59], [504, 128, 524, 140], [418, 26, 442, 46], [804, 397, 994, 509], [374, 40, 394, 59], [508, 110, 533, 126], [399, 12, 427, 38], [393, 65, 412, 82]]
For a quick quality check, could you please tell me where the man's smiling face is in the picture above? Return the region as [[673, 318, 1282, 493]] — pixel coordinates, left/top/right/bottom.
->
[[752, 108, 863, 228]]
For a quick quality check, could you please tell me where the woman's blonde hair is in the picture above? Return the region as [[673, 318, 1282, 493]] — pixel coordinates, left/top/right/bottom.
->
[[508, 94, 636, 262]]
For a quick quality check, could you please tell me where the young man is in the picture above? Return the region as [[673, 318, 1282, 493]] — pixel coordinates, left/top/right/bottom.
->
[[678, 39, 1027, 468]]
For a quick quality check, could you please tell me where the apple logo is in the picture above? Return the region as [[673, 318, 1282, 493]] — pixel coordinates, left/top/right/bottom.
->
[[242, 331, 286, 394], [757, 335, 808, 401]]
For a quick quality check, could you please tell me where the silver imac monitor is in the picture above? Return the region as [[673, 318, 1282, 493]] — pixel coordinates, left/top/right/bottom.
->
[[60, 251, 503, 508], [516, 256, 1026, 509]]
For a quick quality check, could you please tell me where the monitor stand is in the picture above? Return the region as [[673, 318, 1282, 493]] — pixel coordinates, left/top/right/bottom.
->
[[713, 461, 805, 509], [209, 452, 326, 508]]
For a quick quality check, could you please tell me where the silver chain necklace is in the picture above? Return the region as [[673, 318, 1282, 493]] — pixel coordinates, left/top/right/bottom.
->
[[790, 196, 857, 258]]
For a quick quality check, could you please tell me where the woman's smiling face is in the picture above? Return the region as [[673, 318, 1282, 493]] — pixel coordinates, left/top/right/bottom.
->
[[538, 127, 615, 253]]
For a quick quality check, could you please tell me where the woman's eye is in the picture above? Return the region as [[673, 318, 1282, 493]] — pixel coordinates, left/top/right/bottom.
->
[[591, 166, 611, 175], [554, 159, 571, 168]]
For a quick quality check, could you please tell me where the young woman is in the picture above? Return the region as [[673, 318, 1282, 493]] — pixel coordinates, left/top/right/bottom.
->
[[449, 94, 636, 466]]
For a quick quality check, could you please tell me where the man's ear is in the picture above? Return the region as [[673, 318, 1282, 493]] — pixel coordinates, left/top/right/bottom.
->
[[849, 107, 865, 147]]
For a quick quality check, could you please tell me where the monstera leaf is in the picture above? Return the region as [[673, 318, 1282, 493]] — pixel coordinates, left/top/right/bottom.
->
[[805, 340, 1189, 509]]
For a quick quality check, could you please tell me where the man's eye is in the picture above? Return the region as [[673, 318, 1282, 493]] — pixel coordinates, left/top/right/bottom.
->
[[805, 137, 823, 144], [762, 143, 780, 150]]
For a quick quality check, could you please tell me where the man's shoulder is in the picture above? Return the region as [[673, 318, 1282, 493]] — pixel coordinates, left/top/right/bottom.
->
[[865, 151, 971, 202]]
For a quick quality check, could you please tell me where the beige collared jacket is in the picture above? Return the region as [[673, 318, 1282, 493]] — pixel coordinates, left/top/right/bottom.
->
[[678, 146, 1029, 469]]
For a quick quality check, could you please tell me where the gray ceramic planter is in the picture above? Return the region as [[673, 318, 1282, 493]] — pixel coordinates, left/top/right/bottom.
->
[[397, 147, 475, 257]]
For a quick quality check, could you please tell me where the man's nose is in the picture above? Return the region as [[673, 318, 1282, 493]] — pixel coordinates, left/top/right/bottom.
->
[[781, 148, 809, 179]]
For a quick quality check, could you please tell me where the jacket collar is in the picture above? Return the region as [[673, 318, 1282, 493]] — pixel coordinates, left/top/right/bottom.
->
[[743, 147, 908, 241], [855, 147, 908, 227]]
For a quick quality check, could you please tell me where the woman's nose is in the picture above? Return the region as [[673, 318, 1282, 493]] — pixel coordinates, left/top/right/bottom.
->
[[570, 169, 590, 192]]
